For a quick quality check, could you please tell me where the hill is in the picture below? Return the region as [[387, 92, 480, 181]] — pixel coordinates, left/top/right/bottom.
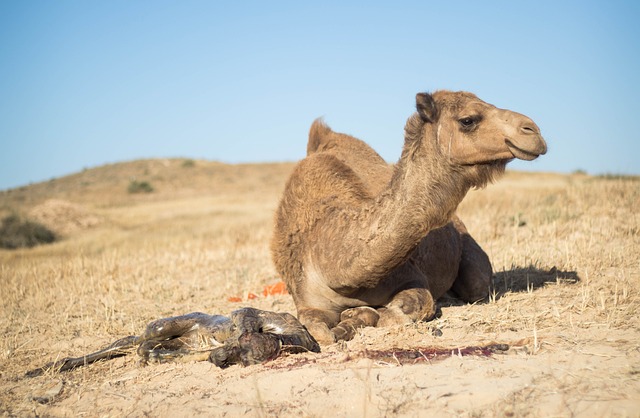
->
[[1, 160, 638, 417], [1, 158, 295, 209]]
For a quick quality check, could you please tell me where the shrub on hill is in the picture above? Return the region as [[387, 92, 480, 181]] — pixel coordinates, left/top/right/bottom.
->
[[127, 180, 154, 194], [0, 214, 57, 249]]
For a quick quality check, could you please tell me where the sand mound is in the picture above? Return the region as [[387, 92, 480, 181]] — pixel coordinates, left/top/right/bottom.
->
[[29, 199, 102, 236]]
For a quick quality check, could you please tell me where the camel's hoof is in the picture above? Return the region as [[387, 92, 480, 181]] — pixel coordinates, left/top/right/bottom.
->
[[331, 325, 353, 341]]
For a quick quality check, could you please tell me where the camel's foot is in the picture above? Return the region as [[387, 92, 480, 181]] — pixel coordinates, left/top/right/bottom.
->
[[304, 321, 336, 345], [377, 306, 413, 327], [377, 288, 436, 328], [331, 306, 380, 341], [297, 308, 340, 345]]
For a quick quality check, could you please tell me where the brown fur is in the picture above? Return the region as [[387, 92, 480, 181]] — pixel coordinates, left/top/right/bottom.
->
[[271, 90, 547, 344]]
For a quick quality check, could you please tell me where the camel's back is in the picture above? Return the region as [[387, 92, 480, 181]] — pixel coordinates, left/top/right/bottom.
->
[[307, 119, 392, 195], [272, 120, 390, 291]]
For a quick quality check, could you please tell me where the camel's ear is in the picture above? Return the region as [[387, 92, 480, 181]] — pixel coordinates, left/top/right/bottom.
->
[[416, 93, 439, 123]]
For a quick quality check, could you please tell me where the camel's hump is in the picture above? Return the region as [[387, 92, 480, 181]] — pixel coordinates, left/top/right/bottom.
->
[[307, 118, 333, 156]]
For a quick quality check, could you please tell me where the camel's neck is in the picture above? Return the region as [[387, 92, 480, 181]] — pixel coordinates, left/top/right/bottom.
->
[[365, 117, 471, 271], [318, 115, 473, 288]]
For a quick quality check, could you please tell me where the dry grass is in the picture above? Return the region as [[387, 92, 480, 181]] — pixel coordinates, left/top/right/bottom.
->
[[0, 160, 638, 417]]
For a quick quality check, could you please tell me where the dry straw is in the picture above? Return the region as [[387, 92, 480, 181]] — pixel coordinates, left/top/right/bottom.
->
[[1, 160, 638, 416]]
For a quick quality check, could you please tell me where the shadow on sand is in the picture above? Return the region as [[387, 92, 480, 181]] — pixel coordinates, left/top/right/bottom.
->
[[438, 265, 581, 308], [492, 265, 580, 297]]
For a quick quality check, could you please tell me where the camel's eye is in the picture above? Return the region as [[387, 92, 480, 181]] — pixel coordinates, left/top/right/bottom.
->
[[459, 116, 481, 131]]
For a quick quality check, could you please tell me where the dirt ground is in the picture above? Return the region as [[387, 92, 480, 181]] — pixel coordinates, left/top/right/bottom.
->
[[1, 159, 638, 417]]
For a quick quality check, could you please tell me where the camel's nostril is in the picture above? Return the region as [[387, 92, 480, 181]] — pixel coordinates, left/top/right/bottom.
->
[[521, 125, 537, 135]]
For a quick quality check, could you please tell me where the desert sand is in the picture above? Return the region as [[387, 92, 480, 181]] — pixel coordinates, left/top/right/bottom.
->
[[1, 159, 638, 417]]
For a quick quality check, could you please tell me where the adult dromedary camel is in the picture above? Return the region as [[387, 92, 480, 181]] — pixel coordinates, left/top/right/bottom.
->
[[271, 90, 547, 344]]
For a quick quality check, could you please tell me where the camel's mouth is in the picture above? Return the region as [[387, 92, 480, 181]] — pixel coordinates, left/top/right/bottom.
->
[[505, 139, 545, 161]]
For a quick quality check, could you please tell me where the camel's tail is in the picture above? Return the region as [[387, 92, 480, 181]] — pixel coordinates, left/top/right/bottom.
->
[[307, 118, 333, 156], [25, 335, 140, 377]]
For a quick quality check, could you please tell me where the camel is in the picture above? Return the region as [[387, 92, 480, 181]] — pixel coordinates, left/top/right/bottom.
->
[[27, 308, 320, 376], [271, 90, 547, 344]]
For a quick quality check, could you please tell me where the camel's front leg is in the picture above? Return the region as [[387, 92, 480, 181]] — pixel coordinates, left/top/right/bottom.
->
[[142, 312, 229, 340], [299, 306, 380, 343], [370, 259, 437, 328], [26, 335, 140, 377], [137, 313, 232, 364], [376, 287, 436, 327], [137, 332, 214, 364]]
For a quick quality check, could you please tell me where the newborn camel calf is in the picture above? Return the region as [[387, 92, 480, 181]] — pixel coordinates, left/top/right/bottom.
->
[[27, 307, 320, 377]]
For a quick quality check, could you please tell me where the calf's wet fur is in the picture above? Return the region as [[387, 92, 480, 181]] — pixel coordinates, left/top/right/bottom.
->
[[27, 307, 320, 377]]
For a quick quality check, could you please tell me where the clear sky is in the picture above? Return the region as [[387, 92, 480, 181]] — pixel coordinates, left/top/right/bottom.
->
[[1, 1, 638, 190]]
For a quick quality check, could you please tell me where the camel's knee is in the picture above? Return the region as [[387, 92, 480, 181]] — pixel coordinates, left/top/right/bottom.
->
[[331, 306, 380, 341], [377, 288, 435, 328], [452, 236, 493, 302]]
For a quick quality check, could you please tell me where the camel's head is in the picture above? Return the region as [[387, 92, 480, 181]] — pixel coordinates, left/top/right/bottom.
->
[[415, 91, 547, 166]]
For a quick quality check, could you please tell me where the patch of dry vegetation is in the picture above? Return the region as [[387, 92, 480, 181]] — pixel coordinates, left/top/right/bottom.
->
[[0, 214, 56, 249], [0, 160, 638, 417]]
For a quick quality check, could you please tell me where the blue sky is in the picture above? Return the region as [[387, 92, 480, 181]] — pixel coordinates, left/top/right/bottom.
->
[[1, 1, 638, 190]]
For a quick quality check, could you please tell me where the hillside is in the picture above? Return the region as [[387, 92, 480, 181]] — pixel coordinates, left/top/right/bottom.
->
[[1, 159, 295, 209], [1, 160, 639, 417]]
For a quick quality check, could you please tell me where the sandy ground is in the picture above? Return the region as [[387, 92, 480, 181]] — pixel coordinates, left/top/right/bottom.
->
[[1, 160, 639, 417], [18, 309, 640, 417]]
